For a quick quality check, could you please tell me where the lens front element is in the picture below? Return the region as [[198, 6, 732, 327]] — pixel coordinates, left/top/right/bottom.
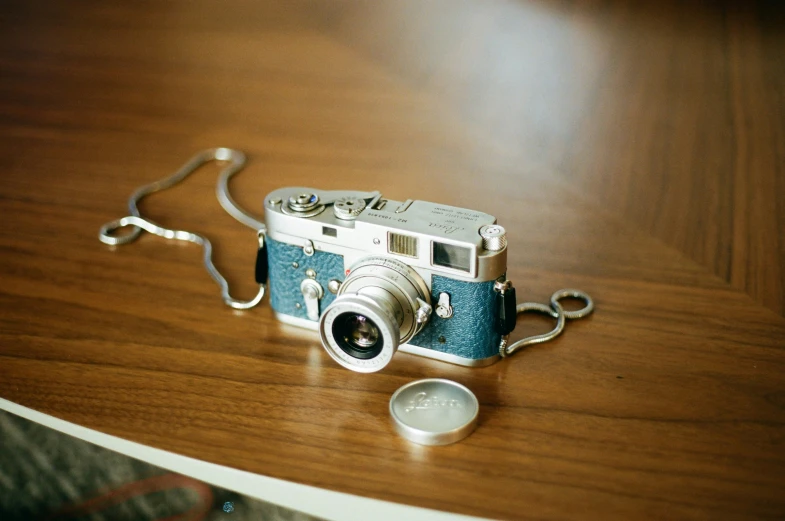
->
[[332, 312, 383, 359]]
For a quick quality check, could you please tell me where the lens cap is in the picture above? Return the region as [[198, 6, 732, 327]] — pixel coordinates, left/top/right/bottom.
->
[[389, 379, 479, 446]]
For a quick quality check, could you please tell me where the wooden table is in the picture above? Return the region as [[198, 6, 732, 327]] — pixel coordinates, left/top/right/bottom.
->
[[2, 1, 784, 519]]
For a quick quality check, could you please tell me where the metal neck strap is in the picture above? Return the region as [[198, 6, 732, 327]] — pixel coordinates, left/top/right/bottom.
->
[[98, 147, 266, 310]]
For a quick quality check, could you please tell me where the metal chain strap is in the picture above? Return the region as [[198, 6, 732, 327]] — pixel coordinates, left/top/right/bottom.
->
[[98, 147, 265, 310]]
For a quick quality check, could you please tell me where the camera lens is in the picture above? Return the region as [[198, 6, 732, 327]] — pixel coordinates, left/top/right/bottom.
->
[[332, 313, 383, 359], [319, 257, 431, 373]]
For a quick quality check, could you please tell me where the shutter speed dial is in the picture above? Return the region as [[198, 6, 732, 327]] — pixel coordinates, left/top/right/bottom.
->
[[333, 196, 367, 220]]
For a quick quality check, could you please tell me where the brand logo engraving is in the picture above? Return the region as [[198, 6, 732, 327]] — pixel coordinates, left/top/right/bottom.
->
[[427, 222, 463, 235], [404, 392, 463, 412]]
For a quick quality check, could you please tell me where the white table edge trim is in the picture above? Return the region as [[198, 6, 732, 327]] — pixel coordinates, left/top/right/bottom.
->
[[0, 398, 488, 521]]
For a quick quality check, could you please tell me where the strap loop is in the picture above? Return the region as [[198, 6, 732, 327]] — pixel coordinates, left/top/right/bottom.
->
[[499, 289, 593, 357], [98, 148, 265, 310]]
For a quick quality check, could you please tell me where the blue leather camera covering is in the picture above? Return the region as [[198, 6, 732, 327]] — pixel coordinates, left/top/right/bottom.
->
[[266, 237, 345, 321], [267, 238, 500, 360], [407, 275, 500, 360]]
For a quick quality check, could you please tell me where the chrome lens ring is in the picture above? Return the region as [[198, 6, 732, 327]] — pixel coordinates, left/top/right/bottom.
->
[[339, 257, 430, 344], [319, 294, 400, 373]]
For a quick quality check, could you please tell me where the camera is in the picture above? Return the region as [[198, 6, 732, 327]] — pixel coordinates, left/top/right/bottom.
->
[[260, 188, 509, 373]]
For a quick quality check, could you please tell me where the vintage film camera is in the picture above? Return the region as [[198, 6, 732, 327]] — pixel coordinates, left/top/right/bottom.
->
[[260, 188, 511, 373], [99, 150, 592, 373]]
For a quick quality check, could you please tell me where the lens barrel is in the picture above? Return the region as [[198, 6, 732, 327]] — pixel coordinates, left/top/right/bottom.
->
[[320, 294, 400, 372], [319, 257, 430, 373]]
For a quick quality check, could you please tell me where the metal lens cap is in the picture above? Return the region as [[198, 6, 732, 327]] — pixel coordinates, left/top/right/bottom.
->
[[389, 379, 479, 446]]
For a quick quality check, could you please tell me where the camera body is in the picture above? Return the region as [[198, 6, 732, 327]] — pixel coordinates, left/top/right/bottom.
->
[[263, 187, 508, 372]]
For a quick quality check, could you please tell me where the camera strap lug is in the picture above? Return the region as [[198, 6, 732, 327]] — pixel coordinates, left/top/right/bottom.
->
[[494, 279, 517, 335], [254, 233, 268, 284]]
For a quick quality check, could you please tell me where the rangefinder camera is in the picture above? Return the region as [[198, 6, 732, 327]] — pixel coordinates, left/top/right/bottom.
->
[[259, 188, 509, 372]]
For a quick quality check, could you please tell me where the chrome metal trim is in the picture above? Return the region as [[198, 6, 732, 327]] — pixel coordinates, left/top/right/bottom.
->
[[435, 292, 453, 319], [398, 344, 500, 367], [275, 312, 319, 330]]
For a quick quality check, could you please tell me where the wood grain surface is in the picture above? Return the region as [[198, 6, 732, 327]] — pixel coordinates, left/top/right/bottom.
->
[[1, 1, 784, 519]]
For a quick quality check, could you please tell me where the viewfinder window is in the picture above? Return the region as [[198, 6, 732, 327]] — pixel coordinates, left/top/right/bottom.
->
[[432, 242, 471, 272], [322, 226, 337, 237]]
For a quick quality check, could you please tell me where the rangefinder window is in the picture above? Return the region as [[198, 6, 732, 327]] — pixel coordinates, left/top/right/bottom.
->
[[432, 242, 471, 272]]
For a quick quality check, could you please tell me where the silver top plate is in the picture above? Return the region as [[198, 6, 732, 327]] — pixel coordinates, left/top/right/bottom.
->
[[389, 378, 479, 446], [263, 187, 507, 282]]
